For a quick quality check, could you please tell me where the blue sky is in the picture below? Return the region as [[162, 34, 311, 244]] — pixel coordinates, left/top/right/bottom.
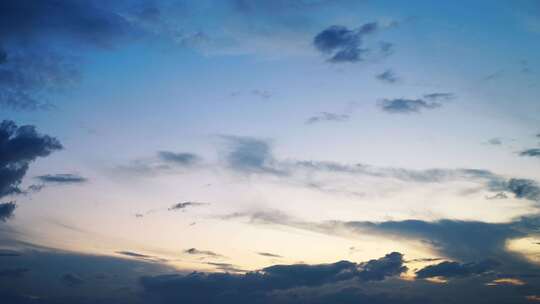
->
[[1, 1, 540, 303]]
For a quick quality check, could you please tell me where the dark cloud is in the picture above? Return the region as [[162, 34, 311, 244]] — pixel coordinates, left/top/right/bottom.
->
[[61, 273, 84, 287], [117, 150, 202, 176], [116, 251, 167, 263], [487, 138, 503, 145], [313, 22, 386, 63], [258, 252, 283, 258], [0, 120, 62, 198], [503, 178, 540, 202], [416, 259, 499, 279], [0, 202, 16, 222], [222, 136, 284, 175], [35, 173, 87, 184], [0, 0, 136, 110], [168, 201, 209, 211], [184, 248, 223, 258], [0, 267, 29, 278], [376, 69, 399, 83], [379, 98, 440, 114], [140, 252, 407, 303], [157, 151, 200, 166], [305, 112, 350, 124], [223, 209, 540, 262], [519, 148, 540, 158], [206, 262, 245, 273], [423, 92, 455, 101], [0, 249, 21, 257]]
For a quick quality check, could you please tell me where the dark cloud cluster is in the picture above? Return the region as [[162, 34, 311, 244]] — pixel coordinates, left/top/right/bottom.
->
[[305, 112, 350, 124], [313, 22, 387, 63], [0, 120, 62, 220], [140, 252, 407, 303]]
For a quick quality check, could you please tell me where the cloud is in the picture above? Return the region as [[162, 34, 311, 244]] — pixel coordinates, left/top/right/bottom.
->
[[222, 136, 284, 175], [305, 112, 350, 124], [220, 136, 540, 205], [519, 148, 540, 158], [379, 98, 441, 114], [140, 252, 407, 303], [158, 151, 200, 166], [0, 202, 16, 222], [0, 0, 136, 110], [0, 249, 21, 257], [0, 120, 62, 198], [35, 173, 87, 184], [168, 201, 209, 211], [487, 138, 503, 145], [222, 209, 540, 262], [486, 192, 508, 200], [258, 252, 283, 258], [422, 93, 455, 101], [416, 259, 500, 279], [206, 262, 245, 273], [313, 22, 388, 63], [117, 150, 202, 176], [0, 267, 29, 278], [184, 248, 224, 258], [503, 178, 540, 202], [376, 69, 399, 83], [61, 273, 84, 287], [116, 251, 167, 263]]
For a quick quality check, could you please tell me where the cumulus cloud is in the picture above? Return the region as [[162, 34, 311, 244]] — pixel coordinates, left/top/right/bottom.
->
[[313, 22, 390, 63], [305, 112, 350, 124], [35, 173, 87, 184], [376, 69, 399, 83]]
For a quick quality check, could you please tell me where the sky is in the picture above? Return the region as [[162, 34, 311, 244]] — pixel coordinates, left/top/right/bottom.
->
[[1, 0, 540, 303]]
